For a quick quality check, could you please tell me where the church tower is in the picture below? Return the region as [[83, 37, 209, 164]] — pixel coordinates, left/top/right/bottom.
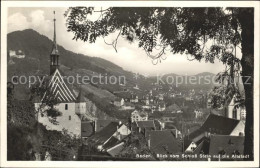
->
[[50, 11, 59, 75]]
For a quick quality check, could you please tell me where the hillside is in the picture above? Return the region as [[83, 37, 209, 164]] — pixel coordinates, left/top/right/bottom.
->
[[7, 29, 126, 76]]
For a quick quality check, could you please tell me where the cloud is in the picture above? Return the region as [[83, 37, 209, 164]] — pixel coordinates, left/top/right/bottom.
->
[[30, 10, 52, 33], [8, 13, 30, 33], [8, 10, 52, 35]]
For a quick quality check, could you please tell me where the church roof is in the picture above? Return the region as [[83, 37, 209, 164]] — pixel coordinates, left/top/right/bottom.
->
[[41, 68, 76, 103]]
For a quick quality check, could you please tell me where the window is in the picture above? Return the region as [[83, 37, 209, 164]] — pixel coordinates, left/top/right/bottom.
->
[[65, 104, 68, 110], [233, 109, 237, 119], [69, 115, 71, 120]]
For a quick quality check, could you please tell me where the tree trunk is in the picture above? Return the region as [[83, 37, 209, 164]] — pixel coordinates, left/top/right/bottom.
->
[[238, 8, 254, 161]]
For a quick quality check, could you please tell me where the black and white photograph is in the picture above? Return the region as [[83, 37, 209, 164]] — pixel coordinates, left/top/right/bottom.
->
[[1, 1, 259, 167]]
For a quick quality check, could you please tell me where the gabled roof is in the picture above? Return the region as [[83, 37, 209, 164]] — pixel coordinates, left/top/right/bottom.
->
[[184, 114, 241, 150], [81, 121, 94, 137], [166, 103, 181, 112], [132, 110, 148, 117], [95, 120, 116, 132], [136, 120, 155, 129], [209, 135, 244, 156], [103, 136, 119, 149], [87, 122, 119, 146], [148, 130, 181, 155], [107, 142, 125, 157], [201, 114, 240, 135], [41, 69, 76, 103], [193, 137, 210, 155]]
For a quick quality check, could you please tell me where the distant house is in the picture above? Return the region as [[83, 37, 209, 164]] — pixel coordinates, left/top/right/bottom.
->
[[130, 94, 139, 103], [157, 102, 166, 112], [166, 103, 182, 113], [9, 49, 25, 59], [131, 110, 148, 122], [140, 95, 150, 105], [147, 130, 182, 156], [141, 104, 151, 110], [148, 112, 178, 123], [114, 91, 132, 102], [132, 120, 156, 136], [158, 94, 164, 101], [121, 102, 135, 110], [194, 109, 203, 119], [225, 93, 246, 120], [133, 84, 139, 90], [224, 75, 246, 121], [86, 121, 131, 153], [82, 120, 118, 138], [184, 114, 245, 153], [9, 50, 16, 57], [112, 98, 124, 107]]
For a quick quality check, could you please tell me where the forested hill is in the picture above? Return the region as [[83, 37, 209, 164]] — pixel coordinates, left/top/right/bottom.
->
[[7, 29, 127, 76]]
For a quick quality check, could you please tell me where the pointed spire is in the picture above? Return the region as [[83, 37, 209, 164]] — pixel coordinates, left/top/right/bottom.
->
[[51, 11, 59, 55]]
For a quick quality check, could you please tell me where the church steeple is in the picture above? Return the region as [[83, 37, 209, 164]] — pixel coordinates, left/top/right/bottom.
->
[[50, 11, 59, 75]]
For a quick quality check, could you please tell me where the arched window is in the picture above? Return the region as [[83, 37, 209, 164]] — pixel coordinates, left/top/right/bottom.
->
[[69, 115, 71, 120]]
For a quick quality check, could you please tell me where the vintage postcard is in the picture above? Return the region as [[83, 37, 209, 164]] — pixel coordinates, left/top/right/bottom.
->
[[0, 1, 259, 167]]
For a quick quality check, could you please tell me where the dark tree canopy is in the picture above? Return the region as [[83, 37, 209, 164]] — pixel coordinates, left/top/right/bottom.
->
[[65, 7, 254, 160], [65, 8, 239, 63]]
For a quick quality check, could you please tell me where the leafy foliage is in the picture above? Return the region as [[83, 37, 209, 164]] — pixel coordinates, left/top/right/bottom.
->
[[65, 7, 245, 108], [65, 8, 239, 61], [65, 7, 254, 159]]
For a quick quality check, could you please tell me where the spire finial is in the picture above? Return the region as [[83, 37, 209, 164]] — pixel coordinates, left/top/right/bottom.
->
[[51, 10, 58, 55]]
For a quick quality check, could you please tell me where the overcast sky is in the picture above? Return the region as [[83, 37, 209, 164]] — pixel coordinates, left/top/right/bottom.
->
[[7, 7, 229, 76]]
